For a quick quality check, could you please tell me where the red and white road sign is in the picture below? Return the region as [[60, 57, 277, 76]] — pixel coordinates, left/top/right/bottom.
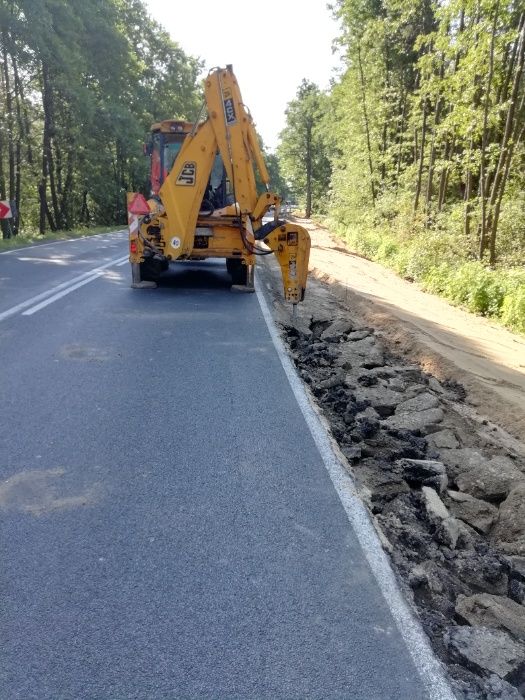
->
[[127, 193, 150, 216], [0, 201, 13, 219]]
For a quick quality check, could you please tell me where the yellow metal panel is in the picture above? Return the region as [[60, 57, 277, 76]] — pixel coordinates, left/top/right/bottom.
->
[[159, 120, 217, 258], [264, 222, 311, 303]]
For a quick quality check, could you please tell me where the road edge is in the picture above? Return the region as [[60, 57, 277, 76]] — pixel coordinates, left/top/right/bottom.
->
[[255, 279, 456, 700], [0, 229, 127, 255]]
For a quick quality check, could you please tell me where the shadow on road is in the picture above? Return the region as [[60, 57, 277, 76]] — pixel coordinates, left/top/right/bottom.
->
[[156, 259, 232, 292]]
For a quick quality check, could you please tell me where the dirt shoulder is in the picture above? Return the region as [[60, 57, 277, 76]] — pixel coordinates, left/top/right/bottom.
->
[[299, 217, 525, 440]]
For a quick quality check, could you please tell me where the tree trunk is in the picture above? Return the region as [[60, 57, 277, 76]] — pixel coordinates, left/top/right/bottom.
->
[[13, 55, 34, 169], [425, 51, 446, 217], [357, 44, 376, 205], [463, 138, 474, 241], [80, 190, 89, 223], [395, 91, 407, 192], [414, 98, 428, 212], [60, 148, 74, 229], [479, 0, 500, 259], [380, 121, 388, 185], [1, 38, 15, 204], [14, 138, 20, 235], [38, 181, 55, 232], [39, 62, 57, 233], [305, 126, 312, 218], [485, 13, 525, 204], [496, 14, 524, 113], [486, 15, 525, 263], [0, 111, 10, 239], [11, 54, 26, 235], [437, 138, 454, 211], [488, 123, 524, 262], [424, 96, 443, 217]]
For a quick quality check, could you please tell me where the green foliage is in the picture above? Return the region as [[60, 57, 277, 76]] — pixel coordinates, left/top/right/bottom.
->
[[277, 80, 333, 216], [0, 0, 201, 236], [307, 0, 525, 334], [426, 262, 506, 316], [501, 284, 525, 334]]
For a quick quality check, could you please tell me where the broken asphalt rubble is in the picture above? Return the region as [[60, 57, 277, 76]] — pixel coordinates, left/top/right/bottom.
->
[[282, 309, 525, 699]]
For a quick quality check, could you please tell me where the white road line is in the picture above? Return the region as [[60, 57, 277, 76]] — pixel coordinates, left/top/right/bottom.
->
[[0, 255, 128, 322], [22, 255, 128, 315], [255, 281, 455, 700], [22, 273, 103, 315], [116, 259, 129, 266]]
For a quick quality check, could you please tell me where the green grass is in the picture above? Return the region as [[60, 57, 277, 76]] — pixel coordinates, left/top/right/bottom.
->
[[0, 225, 124, 253]]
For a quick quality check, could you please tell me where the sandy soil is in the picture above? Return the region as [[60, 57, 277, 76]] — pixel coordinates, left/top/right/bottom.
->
[[299, 218, 525, 440]]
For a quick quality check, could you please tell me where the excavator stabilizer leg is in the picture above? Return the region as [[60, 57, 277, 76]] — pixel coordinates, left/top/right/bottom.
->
[[231, 266, 255, 293], [131, 262, 157, 289], [229, 260, 255, 293]]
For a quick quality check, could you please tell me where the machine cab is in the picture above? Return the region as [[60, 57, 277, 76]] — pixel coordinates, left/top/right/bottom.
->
[[146, 119, 231, 210], [147, 120, 192, 195]]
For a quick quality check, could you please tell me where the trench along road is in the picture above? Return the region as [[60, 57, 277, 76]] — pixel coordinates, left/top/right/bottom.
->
[[0, 232, 454, 699]]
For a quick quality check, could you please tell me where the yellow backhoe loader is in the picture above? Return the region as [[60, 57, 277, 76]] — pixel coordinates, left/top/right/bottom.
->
[[126, 65, 310, 304]]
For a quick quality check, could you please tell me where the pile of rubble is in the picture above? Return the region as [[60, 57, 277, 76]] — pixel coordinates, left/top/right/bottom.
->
[[284, 313, 525, 699]]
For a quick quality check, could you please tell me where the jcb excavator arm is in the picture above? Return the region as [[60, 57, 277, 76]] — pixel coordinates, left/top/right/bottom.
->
[[128, 65, 310, 304]]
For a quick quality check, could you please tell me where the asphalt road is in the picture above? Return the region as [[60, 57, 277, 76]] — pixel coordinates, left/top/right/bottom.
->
[[1, 233, 439, 699]]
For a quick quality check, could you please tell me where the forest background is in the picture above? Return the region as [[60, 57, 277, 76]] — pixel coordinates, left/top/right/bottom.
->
[[1, 0, 524, 332], [279, 0, 525, 333]]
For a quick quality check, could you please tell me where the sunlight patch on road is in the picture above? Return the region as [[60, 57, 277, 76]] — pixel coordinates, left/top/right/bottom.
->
[[16, 255, 73, 265], [0, 254, 128, 322]]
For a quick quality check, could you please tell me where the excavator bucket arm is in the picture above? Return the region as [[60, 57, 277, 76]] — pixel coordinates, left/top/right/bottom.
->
[[204, 66, 269, 213]]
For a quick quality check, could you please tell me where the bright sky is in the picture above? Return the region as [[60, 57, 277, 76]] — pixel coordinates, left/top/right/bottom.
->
[[144, 0, 342, 151]]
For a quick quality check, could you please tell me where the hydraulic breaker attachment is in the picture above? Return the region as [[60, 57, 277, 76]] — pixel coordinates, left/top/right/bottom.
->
[[262, 222, 311, 303]]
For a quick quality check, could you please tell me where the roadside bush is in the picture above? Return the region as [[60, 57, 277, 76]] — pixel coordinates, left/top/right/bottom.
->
[[439, 262, 507, 316], [500, 281, 525, 334], [497, 187, 525, 267]]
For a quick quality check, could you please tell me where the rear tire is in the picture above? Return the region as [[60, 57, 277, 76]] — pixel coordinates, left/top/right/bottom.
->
[[226, 258, 248, 286], [140, 257, 168, 282]]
